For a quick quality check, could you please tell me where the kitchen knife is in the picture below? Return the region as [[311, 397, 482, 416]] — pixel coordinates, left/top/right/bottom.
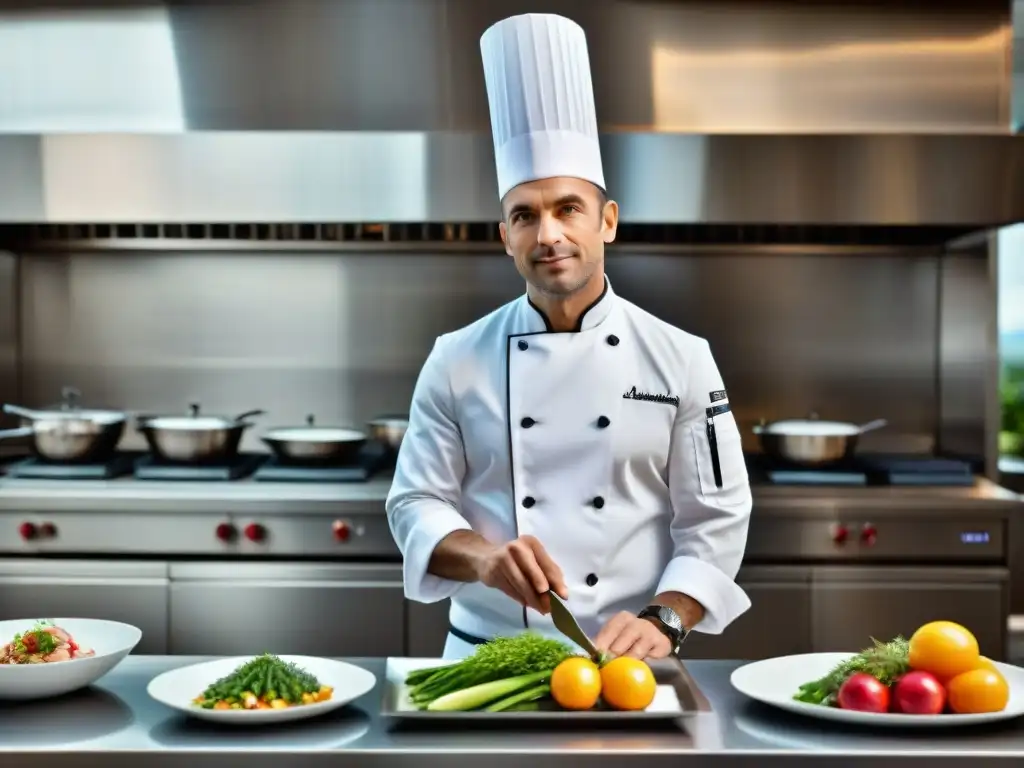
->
[[547, 590, 605, 662]]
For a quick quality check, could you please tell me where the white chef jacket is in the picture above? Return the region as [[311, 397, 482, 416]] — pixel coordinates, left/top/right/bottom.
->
[[386, 278, 752, 656]]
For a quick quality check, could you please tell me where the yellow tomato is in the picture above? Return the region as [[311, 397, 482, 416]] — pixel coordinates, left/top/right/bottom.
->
[[946, 668, 1009, 714], [599, 657, 657, 711], [551, 657, 602, 710], [907, 621, 980, 681], [975, 656, 1000, 674]]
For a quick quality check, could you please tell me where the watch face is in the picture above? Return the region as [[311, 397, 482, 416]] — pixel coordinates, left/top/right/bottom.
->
[[656, 606, 683, 633]]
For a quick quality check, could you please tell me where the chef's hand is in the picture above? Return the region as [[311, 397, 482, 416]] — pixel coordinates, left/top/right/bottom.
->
[[475, 535, 568, 615], [594, 612, 674, 660]]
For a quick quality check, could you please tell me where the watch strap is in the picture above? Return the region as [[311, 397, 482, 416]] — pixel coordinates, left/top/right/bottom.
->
[[638, 604, 686, 652]]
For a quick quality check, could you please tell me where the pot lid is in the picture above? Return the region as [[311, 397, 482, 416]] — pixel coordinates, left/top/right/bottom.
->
[[264, 427, 367, 443], [263, 415, 366, 443], [140, 404, 263, 430], [758, 419, 861, 436]]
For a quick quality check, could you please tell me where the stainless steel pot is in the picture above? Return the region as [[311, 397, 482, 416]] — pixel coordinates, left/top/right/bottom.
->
[[137, 403, 264, 463], [367, 415, 408, 452], [752, 414, 888, 465], [262, 415, 367, 464], [0, 387, 127, 463]]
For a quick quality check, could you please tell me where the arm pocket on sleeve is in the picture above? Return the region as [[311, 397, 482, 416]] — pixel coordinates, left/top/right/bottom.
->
[[689, 404, 748, 505]]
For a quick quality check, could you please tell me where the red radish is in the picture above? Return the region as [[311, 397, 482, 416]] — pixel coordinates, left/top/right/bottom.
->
[[837, 672, 890, 713], [891, 671, 946, 715]]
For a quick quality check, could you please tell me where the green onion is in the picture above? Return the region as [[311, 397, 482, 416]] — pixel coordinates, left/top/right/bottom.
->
[[426, 670, 551, 712], [485, 683, 551, 712]]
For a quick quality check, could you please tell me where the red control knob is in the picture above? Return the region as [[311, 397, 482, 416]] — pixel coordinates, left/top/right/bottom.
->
[[39, 522, 57, 538], [18, 522, 36, 540], [332, 520, 351, 542], [861, 524, 878, 547], [215, 523, 236, 542], [244, 523, 266, 542], [831, 524, 849, 544]]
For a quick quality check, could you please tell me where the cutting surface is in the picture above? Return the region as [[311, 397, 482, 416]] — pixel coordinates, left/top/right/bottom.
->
[[2, 656, 1023, 767]]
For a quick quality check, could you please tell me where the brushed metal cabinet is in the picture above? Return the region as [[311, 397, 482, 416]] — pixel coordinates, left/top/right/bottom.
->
[[168, 562, 406, 657], [682, 567, 812, 661], [811, 567, 1009, 660], [406, 599, 452, 658], [0, 559, 170, 654]]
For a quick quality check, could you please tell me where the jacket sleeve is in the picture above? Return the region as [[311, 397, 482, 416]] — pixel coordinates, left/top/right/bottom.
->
[[386, 335, 473, 604], [657, 338, 753, 634]]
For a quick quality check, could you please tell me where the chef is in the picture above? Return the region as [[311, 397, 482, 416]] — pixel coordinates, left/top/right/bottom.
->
[[387, 13, 752, 661]]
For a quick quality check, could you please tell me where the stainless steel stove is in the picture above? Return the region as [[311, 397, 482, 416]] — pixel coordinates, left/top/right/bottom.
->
[[0, 452, 1019, 663]]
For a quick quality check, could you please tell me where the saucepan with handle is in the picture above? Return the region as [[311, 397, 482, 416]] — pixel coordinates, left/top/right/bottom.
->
[[136, 403, 265, 464], [261, 415, 368, 464], [0, 387, 128, 463], [752, 413, 888, 465]]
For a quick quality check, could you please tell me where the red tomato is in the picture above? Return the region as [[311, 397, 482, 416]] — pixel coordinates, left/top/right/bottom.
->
[[837, 673, 890, 713], [892, 671, 946, 715]]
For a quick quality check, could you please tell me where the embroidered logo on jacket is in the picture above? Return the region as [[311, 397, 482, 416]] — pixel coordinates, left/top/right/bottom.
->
[[709, 389, 727, 403], [622, 386, 680, 407]]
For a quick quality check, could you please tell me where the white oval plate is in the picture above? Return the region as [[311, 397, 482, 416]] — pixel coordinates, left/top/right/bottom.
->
[[0, 618, 142, 701], [730, 652, 1024, 726], [146, 655, 376, 725]]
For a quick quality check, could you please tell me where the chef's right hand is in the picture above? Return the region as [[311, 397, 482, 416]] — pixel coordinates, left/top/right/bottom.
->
[[476, 535, 568, 615]]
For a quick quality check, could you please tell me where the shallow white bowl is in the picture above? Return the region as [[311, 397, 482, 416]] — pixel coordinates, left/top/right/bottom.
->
[[0, 618, 142, 700], [146, 655, 377, 725]]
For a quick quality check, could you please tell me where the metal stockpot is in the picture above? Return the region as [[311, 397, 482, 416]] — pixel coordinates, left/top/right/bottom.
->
[[366, 415, 408, 452], [0, 387, 127, 463], [137, 403, 264, 463], [752, 414, 888, 465], [262, 415, 367, 463]]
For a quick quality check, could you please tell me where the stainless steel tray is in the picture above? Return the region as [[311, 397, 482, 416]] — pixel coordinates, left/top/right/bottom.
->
[[380, 656, 712, 723]]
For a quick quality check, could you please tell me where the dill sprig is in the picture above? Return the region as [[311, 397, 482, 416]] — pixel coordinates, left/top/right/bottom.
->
[[405, 632, 575, 708], [793, 636, 910, 706]]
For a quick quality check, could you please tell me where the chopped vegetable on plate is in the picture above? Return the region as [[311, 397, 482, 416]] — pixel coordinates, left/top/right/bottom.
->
[[193, 653, 333, 710]]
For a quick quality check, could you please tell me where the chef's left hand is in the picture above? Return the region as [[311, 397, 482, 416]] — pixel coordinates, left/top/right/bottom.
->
[[594, 612, 673, 660]]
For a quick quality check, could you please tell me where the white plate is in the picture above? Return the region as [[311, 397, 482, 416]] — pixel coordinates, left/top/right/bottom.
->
[[146, 655, 377, 725], [731, 652, 1024, 727], [0, 618, 142, 700]]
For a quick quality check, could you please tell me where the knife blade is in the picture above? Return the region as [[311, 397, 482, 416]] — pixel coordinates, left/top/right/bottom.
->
[[547, 590, 602, 661]]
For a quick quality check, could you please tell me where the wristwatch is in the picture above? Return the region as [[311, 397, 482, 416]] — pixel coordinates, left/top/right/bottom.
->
[[638, 605, 688, 654]]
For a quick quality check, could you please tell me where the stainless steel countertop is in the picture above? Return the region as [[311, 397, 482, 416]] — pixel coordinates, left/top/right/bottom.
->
[[0, 473, 1018, 516], [3, 656, 1024, 767]]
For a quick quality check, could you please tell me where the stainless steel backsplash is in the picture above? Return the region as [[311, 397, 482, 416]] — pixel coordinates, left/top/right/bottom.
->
[[0, 248, 991, 460]]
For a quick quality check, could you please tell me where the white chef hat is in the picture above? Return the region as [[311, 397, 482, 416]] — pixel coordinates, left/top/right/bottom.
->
[[479, 13, 605, 200]]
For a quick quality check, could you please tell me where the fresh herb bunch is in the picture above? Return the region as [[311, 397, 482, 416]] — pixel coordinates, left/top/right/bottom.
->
[[12, 620, 58, 656], [405, 632, 575, 709], [793, 636, 910, 706], [197, 653, 323, 708]]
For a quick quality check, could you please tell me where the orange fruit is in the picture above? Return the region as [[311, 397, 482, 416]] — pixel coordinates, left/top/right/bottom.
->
[[599, 657, 657, 711], [975, 656, 1000, 674], [550, 657, 602, 710], [907, 621, 980, 681], [946, 668, 1009, 714]]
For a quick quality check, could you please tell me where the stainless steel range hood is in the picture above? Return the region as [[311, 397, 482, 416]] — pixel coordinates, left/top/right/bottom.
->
[[1, 0, 1023, 226]]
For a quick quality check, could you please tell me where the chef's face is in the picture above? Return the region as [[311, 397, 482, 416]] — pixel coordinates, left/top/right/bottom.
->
[[499, 177, 618, 297]]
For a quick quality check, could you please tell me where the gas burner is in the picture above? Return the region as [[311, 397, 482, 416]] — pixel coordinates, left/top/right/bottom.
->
[[5, 453, 137, 480], [254, 441, 390, 483], [746, 453, 975, 487], [133, 453, 265, 481]]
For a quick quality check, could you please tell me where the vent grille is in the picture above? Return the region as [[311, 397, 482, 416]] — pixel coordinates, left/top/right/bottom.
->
[[0, 222, 979, 249]]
